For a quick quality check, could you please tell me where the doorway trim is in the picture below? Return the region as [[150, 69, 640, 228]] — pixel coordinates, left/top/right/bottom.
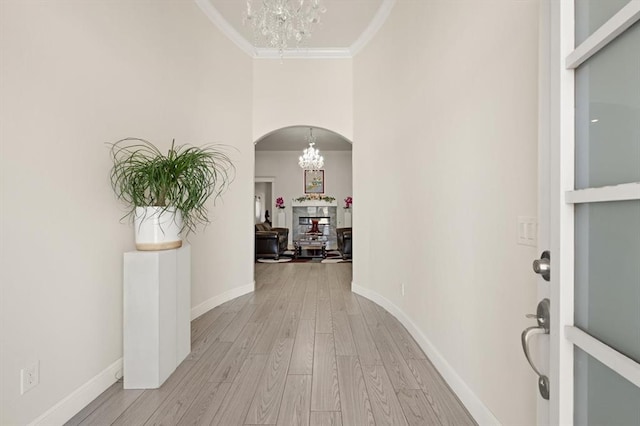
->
[[546, 1, 640, 424]]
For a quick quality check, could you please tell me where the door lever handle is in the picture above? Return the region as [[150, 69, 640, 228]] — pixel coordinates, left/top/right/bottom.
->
[[520, 298, 550, 400], [521, 326, 547, 378]]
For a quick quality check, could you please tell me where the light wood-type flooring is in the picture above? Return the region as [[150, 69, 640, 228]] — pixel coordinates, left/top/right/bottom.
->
[[66, 263, 476, 426]]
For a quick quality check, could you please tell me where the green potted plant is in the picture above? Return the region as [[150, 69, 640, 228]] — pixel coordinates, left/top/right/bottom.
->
[[109, 137, 235, 250]]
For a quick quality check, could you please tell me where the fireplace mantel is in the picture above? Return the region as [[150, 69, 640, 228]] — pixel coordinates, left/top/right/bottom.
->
[[292, 199, 337, 207]]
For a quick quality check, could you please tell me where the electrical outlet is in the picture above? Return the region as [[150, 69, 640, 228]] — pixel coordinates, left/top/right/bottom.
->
[[401, 283, 405, 296], [20, 361, 39, 395]]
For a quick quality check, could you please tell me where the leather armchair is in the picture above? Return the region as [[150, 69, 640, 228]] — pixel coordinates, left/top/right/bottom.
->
[[255, 223, 289, 260], [336, 227, 352, 259]]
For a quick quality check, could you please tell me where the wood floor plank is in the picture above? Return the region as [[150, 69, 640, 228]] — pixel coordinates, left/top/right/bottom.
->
[[330, 292, 347, 315], [305, 275, 318, 294], [311, 334, 341, 412], [143, 340, 232, 425], [356, 295, 383, 327], [348, 314, 382, 366], [335, 356, 374, 426], [342, 291, 361, 316], [332, 311, 356, 356], [300, 286, 318, 320], [368, 321, 420, 390], [219, 302, 257, 342], [290, 267, 310, 300], [276, 375, 312, 426], [253, 263, 279, 285], [396, 389, 442, 426], [328, 275, 346, 314], [278, 309, 301, 340], [248, 283, 277, 305], [251, 288, 290, 353], [361, 364, 409, 426], [278, 285, 305, 339], [405, 359, 476, 426], [210, 322, 262, 382], [376, 306, 426, 360], [175, 381, 231, 425], [225, 292, 252, 314], [64, 381, 123, 425], [251, 310, 286, 354], [190, 311, 238, 360], [316, 271, 331, 300], [289, 320, 316, 375], [336, 264, 352, 288], [112, 357, 198, 426], [191, 302, 228, 342], [316, 298, 333, 334], [69, 264, 475, 426], [211, 354, 268, 426], [309, 411, 343, 426], [74, 385, 143, 426], [249, 297, 277, 323], [245, 338, 295, 424]]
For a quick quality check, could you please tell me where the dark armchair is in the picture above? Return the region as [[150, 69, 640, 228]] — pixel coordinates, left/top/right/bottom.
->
[[255, 222, 289, 260], [336, 227, 352, 260]]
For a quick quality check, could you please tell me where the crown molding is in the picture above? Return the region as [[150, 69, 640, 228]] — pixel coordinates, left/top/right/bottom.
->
[[349, 0, 396, 56], [253, 48, 353, 60], [194, 0, 396, 60]]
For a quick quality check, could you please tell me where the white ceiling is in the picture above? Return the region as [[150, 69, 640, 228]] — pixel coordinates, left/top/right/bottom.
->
[[210, 0, 383, 49], [255, 126, 352, 151], [197, 0, 394, 57]]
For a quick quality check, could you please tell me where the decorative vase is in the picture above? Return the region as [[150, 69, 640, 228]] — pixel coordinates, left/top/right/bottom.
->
[[310, 219, 320, 234], [134, 206, 183, 251]]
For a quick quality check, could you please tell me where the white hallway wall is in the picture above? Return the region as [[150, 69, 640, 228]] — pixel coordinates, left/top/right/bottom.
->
[[0, 0, 253, 424], [252, 59, 354, 142], [353, 1, 540, 425]]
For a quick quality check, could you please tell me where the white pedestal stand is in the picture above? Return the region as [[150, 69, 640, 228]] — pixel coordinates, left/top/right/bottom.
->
[[276, 209, 286, 228], [344, 209, 352, 227], [123, 244, 191, 389]]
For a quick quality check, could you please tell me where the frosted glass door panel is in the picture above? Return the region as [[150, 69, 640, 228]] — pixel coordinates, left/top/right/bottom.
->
[[574, 347, 640, 426], [575, 0, 632, 45], [575, 201, 640, 362], [575, 21, 640, 189]]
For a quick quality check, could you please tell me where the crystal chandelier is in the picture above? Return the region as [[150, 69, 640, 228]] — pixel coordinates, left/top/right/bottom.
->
[[299, 128, 324, 170], [244, 0, 327, 54]]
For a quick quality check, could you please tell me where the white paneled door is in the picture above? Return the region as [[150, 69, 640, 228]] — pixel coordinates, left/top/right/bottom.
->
[[532, 1, 640, 424]]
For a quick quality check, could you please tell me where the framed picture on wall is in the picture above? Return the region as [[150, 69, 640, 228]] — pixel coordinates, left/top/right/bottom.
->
[[304, 170, 324, 194]]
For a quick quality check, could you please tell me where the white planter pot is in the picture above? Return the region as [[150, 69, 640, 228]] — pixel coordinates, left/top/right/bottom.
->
[[134, 206, 183, 251]]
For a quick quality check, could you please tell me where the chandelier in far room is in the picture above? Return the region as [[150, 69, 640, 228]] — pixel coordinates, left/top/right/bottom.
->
[[244, 0, 327, 55], [298, 128, 324, 171]]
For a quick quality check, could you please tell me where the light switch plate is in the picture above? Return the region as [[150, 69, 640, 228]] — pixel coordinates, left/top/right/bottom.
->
[[517, 216, 537, 246]]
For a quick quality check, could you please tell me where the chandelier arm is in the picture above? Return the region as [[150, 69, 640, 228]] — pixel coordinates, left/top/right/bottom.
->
[[244, 0, 326, 55]]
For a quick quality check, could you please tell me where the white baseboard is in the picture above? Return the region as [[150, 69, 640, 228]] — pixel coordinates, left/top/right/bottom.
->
[[29, 282, 255, 425], [190, 280, 255, 320], [28, 358, 122, 426], [351, 282, 500, 426]]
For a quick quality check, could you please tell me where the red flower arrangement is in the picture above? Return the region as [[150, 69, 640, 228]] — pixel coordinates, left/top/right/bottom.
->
[[344, 196, 353, 208], [276, 197, 285, 209]]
